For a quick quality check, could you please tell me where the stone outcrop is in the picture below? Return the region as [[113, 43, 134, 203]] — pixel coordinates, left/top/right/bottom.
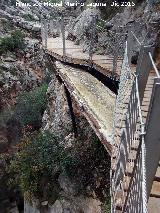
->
[[66, 8, 100, 51], [42, 77, 73, 139], [66, 1, 160, 58], [0, 37, 43, 110], [24, 171, 102, 212], [24, 195, 101, 213], [0, 5, 47, 210]]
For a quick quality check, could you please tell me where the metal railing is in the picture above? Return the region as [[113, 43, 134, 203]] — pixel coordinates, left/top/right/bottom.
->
[[96, 21, 127, 76], [41, 17, 61, 49], [111, 30, 149, 213], [41, 16, 125, 76], [111, 74, 148, 212], [111, 25, 160, 212], [122, 75, 147, 212]]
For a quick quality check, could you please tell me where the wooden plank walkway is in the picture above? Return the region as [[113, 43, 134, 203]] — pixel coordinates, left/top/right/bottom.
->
[[46, 35, 123, 79], [55, 61, 116, 154]]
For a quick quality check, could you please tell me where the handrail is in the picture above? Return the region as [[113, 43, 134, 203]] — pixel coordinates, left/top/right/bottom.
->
[[131, 31, 150, 47], [149, 52, 160, 78], [135, 74, 144, 125], [135, 75, 147, 213], [131, 31, 141, 46], [111, 32, 148, 212]]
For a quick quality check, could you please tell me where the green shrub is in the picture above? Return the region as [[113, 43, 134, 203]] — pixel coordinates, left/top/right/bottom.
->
[[104, 198, 111, 212], [14, 83, 48, 128], [0, 30, 25, 54], [22, 14, 35, 21], [9, 131, 71, 200], [97, 19, 106, 29], [0, 108, 14, 127], [0, 18, 14, 32], [9, 129, 111, 202]]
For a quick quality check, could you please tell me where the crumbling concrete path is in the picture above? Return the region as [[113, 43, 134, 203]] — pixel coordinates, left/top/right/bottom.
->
[[56, 61, 116, 154]]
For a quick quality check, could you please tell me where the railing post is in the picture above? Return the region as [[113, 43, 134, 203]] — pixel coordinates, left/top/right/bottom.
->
[[112, 46, 118, 76], [141, 124, 148, 213], [44, 19, 48, 49], [136, 46, 154, 103], [50, 19, 54, 36], [57, 19, 61, 36], [89, 15, 96, 65], [41, 20, 44, 47], [61, 14, 66, 58], [127, 25, 133, 65]]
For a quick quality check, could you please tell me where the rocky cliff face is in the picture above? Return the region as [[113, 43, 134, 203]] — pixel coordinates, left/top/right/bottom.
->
[[0, 38, 43, 109], [66, 8, 100, 51], [0, 20, 46, 153], [66, 1, 160, 58], [0, 0, 48, 110], [42, 77, 73, 139], [0, 0, 61, 35], [0, 2, 48, 212]]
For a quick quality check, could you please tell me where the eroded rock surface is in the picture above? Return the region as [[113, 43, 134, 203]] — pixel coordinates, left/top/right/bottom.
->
[[42, 77, 73, 139]]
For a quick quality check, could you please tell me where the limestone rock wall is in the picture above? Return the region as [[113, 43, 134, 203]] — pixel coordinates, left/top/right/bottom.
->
[[66, 1, 160, 58], [42, 77, 73, 139]]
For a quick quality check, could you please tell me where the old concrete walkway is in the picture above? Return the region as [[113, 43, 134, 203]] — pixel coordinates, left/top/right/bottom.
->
[[55, 61, 116, 154]]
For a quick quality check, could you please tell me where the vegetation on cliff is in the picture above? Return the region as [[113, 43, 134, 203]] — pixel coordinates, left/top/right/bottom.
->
[[6, 126, 110, 208], [0, 83, 48, 150], [9, 132, 64, 201], [14, 83, 48, 129], [0, 30, 25, 55]]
